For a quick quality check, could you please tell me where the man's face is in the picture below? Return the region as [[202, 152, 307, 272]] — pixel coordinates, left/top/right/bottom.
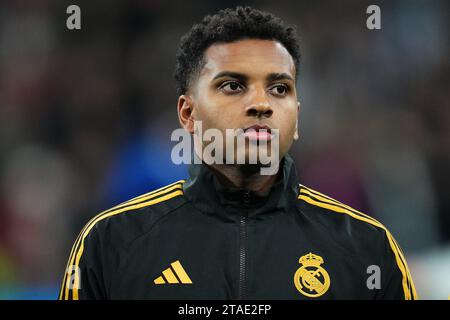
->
[[184, 39, 299, 165]]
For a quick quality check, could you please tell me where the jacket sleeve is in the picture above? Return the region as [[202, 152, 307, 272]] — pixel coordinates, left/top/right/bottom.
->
[[58, 222, 107, 300], [377, 230, 418, 300]]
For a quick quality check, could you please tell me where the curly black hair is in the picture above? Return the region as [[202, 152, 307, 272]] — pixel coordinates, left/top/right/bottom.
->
[[174, 6, 301, 96]]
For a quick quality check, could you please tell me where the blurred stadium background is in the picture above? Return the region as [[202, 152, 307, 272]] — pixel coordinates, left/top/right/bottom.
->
[[0, 0, 449, 299]]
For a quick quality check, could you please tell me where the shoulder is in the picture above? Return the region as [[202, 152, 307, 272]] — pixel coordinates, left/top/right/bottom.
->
[[59, 180, 187, 300], [296, 183, 399, 271], [297, 184, 417, 299], [80, 180, 187, 248], [297, 183, 387, 238]]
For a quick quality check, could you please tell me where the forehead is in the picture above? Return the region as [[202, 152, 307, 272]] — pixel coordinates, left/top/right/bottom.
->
[[201, 39, 295, 79]]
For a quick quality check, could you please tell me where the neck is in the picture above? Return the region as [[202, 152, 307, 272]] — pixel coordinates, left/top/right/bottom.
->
[[207, 163, 280, 195]]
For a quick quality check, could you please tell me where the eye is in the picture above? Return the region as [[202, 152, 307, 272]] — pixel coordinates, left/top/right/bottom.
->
[[269, 84, 289, 96], [219, 81, 244, 94]]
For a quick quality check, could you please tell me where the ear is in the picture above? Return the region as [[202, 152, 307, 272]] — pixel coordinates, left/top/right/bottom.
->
[[177, 94, 195, 134], [293, 101, 300, 140]]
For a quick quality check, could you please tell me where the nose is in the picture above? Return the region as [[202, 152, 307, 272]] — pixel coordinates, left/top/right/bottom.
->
[[245, 88, 273, 118]]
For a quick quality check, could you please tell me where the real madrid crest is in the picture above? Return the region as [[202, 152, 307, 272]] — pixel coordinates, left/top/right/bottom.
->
[[294, 252, 330, 298]]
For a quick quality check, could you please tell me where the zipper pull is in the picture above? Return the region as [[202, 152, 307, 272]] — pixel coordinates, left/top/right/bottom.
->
[[242, 190, 250, 206]]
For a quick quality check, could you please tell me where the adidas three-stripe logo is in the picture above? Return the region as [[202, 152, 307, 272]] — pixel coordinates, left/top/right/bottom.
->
[[154, 260, 193, 285]]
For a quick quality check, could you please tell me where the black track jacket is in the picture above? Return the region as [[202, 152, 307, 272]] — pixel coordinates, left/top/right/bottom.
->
[[58, 154, 417, 300]]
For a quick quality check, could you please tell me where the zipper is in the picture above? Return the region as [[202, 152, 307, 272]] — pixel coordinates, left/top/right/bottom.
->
[[238, 191, 250, 300]]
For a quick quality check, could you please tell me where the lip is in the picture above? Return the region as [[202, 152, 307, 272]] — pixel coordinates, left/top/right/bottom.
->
[[243, 125, 273, 141], [243, 125, 272, 133]]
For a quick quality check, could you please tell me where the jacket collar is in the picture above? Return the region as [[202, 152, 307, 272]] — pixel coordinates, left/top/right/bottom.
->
[[183, 153, 300, 221]]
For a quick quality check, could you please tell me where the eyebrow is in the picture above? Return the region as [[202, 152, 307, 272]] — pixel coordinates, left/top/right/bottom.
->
[[212, 71, 294, 83], [267, 72, 295, 83], [212, 71, 248, 82]]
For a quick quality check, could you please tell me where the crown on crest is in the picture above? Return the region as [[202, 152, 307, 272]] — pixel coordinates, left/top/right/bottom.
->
[[299, 252, 324, 266]]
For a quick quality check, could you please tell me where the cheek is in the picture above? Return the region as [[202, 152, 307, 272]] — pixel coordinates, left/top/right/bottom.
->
[[285, 119, 297, 136], [277, 107, 298, 146], [278, 106, 297, 132], [198, 104, 225, 126], [195, 97, 218, 124], [197, 98, 241, 130]]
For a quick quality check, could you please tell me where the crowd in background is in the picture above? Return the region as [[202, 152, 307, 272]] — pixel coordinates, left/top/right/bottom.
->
[[0, 0, 449, 299]]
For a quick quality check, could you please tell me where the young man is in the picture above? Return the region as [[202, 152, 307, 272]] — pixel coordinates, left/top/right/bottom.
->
[[59, 6, 417, 300]]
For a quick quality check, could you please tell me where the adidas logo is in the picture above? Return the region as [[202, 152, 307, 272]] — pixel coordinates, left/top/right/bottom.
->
[[154, 260, 193, 285]]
